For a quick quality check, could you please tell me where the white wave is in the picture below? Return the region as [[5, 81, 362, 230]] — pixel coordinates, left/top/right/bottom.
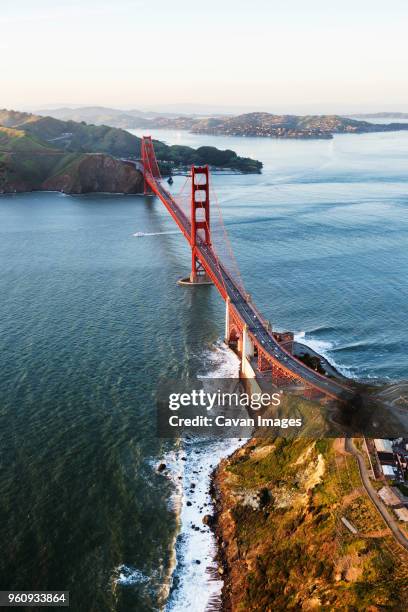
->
[[157, 447, 185, 513], [198, 340, 240, 379], [294, 331, 334, 355], [150, 444, 186, 607], [113, 564, 149, 586], [165, 342, 245, 612], [294, 331, 354, 377]]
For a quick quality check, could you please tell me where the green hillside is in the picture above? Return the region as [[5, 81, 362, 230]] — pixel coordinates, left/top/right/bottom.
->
[[0, 109, 262, 176], [215, 433, 408, 610], [0, 126, 66, 190]]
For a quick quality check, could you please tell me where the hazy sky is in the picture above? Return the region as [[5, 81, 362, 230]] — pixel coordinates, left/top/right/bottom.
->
[[2, 0, 408, 112]]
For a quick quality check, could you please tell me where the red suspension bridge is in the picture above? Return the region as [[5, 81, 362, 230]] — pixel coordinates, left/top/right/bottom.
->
[[141, 136, 354, 403]]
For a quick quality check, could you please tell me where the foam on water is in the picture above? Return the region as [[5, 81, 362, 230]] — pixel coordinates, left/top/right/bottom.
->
[[294, 331, 356, 378], [295, 330, 334, 356], [164, 342, 245, 612], [113, 564, 149, 586], [2, 130, 408, 609]]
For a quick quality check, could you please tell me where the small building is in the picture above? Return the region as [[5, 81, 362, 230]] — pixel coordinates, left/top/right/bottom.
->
[[381, 464, 397, 479], [378, 486, 404, 508], [374, 439, 395, 465], [273, 331, 294, 354], [374, 439, 394, 453], [394, 507, 408, 522], [391, 486, 408, 507]]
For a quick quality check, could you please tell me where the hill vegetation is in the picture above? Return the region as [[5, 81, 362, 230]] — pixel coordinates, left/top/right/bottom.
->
[[192, 112, 408, 139], [39, 106, 408, 139], [213, 423, 408, 610], [0, 110, 262, 194]]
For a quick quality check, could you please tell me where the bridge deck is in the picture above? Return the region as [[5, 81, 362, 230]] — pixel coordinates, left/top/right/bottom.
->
[[145, 173, 354, 402]]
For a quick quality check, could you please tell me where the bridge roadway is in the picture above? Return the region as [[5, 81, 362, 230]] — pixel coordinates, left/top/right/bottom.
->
[[148, 175, 354, 402]]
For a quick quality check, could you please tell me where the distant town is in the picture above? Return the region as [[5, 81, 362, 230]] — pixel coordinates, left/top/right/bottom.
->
[[36, 106, 408, 140]]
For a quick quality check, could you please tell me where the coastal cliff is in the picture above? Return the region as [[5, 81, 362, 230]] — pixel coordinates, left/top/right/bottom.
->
[[0, 127, 143, 195], [0, 109, 262, 195], [213, 436, 408, 610], [43, 154, 143, 194]]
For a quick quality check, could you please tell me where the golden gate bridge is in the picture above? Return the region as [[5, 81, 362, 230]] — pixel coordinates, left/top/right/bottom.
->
[[141, 136, 354, 403]]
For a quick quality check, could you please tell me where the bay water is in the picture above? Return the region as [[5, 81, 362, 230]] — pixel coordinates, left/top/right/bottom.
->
[[0, 127, 407, 610]]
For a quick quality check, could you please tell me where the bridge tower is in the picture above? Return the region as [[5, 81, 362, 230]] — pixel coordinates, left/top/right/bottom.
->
[[141, 136, 161, 194], [189, 166, 212, 284]]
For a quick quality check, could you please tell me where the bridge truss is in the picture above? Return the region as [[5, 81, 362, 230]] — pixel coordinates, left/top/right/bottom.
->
[[140, 137, 354, 404]]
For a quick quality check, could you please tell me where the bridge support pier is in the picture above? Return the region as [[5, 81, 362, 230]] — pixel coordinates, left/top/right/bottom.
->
[[177, 249, 213, 286], [225, 297, 230, 343], [241, 324, 255, 378], [242, 325, 254, 360], [177, 274, 213, 286], [190, 248, 213, 284]]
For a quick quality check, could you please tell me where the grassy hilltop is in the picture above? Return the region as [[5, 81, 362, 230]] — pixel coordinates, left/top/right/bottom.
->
[[0, 110, 262, 194], [214, 424, 408, 610]]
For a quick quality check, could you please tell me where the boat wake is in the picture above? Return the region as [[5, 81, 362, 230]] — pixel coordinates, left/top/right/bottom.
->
[[133, 231, 180, 237]]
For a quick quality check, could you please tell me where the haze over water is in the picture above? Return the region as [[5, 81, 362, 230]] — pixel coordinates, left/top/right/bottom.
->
[[0, 128, 407, 610]]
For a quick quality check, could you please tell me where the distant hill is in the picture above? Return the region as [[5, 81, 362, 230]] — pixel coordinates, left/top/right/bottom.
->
[[0, 110, 262, 194], [349, 112, 408, 119], [36, 106, 154, 129], [38, 107, 408, 139], [190, 112, 408, 139], [36, 106, 193, 129]]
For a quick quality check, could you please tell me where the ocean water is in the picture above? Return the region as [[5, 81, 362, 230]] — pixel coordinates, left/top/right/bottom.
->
[[0, 129, 407, 610], [140, 128, 408, 382]]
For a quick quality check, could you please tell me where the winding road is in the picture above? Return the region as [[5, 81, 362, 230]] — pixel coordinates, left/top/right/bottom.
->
[[345, 438, 408, 552]]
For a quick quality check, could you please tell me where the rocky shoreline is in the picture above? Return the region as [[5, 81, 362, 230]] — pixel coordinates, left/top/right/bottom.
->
[[0, 162, 255, 196], [293, 341, 349, 381], [209, 431, 408, 610], [207, 338, 408, 609], [210, 453, 243, 612], [208, 343, 353, 611], [0, 154, 144, 195]]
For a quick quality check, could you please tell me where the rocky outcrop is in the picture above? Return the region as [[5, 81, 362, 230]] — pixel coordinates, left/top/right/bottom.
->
[[42, 154, 143, 194]]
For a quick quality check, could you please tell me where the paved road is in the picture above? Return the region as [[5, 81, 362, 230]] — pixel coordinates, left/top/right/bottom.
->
[[345, 438, 408, 551], [148, 175, 355, 401]]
